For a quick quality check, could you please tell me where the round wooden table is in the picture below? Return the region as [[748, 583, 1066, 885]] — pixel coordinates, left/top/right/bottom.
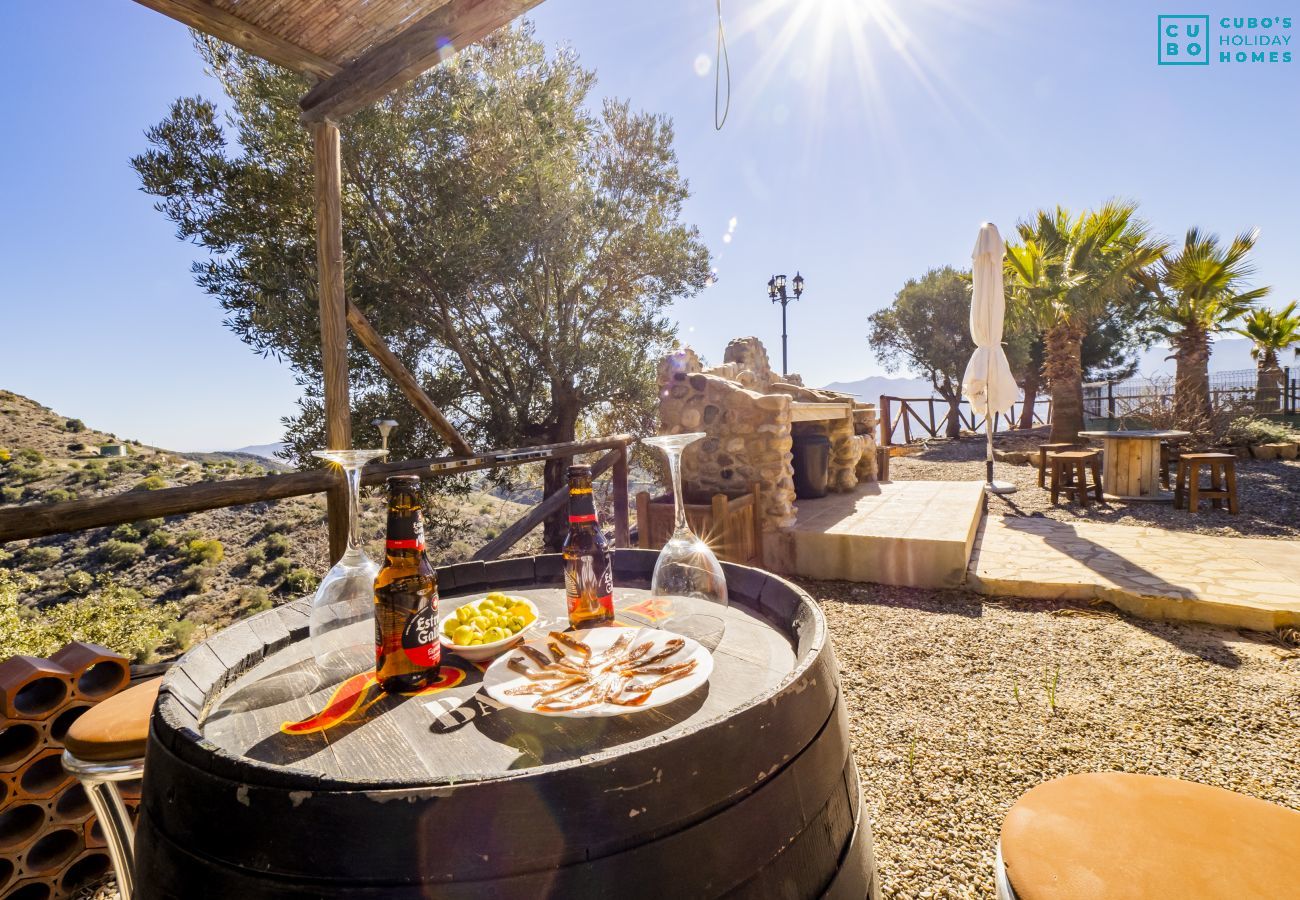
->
[[135, 551, 879, 899], [1078, 429, 1190, 501]]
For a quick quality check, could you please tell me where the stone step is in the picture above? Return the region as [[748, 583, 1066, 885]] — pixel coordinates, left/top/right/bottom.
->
[[774, 480, 986, 589]]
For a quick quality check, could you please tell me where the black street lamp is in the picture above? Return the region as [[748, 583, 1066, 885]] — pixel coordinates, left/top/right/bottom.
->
[[767, 271, 805, 375]]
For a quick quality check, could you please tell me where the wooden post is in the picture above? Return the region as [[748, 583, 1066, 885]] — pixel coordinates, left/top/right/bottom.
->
[[312, 119, 352, 564], [612, 444, 630, 548], [879, 396, 892, 447]]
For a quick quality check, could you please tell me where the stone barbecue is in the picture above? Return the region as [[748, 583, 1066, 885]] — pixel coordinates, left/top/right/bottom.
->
[[656, 337, 879, 564]]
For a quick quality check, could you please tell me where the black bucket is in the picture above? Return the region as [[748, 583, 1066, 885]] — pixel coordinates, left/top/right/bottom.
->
[[791, 432, 831, 499]]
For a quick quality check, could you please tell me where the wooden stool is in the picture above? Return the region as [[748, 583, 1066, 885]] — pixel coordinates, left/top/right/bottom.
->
[[1175, 452, 1239, 514], [1048, 450, 1102, 506], [1037, 443, 1079, 488], [61, 678, 160, 900], [996, 772, 1300, 899]]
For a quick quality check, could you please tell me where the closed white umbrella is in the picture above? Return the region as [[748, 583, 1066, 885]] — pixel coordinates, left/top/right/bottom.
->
[[962, 222, 1019, 494]]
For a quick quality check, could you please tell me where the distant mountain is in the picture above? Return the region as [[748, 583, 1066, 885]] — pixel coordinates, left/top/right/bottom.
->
[[822, 375, 936, 400], [232, 442, 288, 461]]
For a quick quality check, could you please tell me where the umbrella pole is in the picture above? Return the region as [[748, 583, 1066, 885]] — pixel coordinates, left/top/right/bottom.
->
[[984, 401, 1017, 495]]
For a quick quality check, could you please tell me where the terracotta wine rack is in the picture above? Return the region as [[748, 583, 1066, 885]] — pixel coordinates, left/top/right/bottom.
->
[[0, 643, 133, 899]]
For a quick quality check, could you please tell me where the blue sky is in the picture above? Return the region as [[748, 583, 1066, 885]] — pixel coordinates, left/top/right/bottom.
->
[[2, 0, 1298, 450]]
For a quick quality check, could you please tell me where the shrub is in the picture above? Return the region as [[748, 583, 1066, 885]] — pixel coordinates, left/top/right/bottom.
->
[[1223, 416, 1300, 447], [65, 418, 86, 433], [19, 545, 62, 568], [43, 488, 76, 503], [0, 448, 10, 463], [100, 539, 145, 567], [111, 523, 142, 542], [243, 544, 267, 567], [1, 486, 23, 504], [264, 557, 293, 579], [108, 458, 134, 474], [263, 532, 291, 558], [0, 571, 179, 663], [182, 538, 224, 566], [136, 518, 165, 535], [67, 442, 87, 452], [64, 571, 94, 595], [237, 586, 273, 613], [135, 475, 167, 491], [16, 448, 43, 464], [146, 529, 175, 552], [282, 568, 319, 595], [168, 618, 200, 651], [179, 563, 215, 592]]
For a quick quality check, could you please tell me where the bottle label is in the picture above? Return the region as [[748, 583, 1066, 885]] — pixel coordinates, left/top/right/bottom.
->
[[401, 606, 440, 667], [565, 553, 614, 615]]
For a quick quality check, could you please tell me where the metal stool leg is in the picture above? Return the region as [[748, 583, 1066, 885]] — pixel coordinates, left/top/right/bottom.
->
[[63, 752, 142, 900]]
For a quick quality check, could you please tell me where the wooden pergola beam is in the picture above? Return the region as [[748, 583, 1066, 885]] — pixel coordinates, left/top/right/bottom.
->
[[131, 0, 341, 80], [346, 302, 474, 457], [299, 0, 544, 123]]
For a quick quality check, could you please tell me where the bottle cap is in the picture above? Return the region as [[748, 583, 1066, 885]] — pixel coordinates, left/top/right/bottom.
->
[[567, 465, 592, 478], [386, 474, 421, 487]]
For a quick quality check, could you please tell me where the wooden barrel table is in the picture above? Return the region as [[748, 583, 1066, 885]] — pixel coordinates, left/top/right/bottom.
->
[[135, 550, 879, 899]]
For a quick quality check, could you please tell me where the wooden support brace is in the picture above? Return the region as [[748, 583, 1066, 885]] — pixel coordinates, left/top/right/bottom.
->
[[345, 302, 473, 457], [472, 445, 625, 561]]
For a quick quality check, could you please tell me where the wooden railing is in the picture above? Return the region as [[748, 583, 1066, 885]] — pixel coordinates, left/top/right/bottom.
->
[[0, 436, 635, 557], [878, 395, 1052, 447]]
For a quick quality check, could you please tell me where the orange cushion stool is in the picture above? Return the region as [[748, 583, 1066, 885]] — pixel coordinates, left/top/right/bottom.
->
[[998, 772, 1300, 899], [63, 677, 161, 762]]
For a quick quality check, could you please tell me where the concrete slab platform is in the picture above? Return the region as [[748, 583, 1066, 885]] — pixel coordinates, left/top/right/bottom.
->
[[969, 515, 1300, 632], [777, 480, 985, 588]]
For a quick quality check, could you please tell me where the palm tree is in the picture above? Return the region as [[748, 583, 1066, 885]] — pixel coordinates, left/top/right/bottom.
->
[[1005, 201, 1164, 442], [1235, 301, 1300, 410], [1140, 228, 1270, 422]]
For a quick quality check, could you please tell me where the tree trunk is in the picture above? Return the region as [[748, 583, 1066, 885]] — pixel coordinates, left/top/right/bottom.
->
[[943, 394, 963, 439], [1255, 349, 1282, 413], [1172, 327, 1211, 425], [541, 385, 581, 552], [1018, 338, 1044, 430], [1044, 323, 1085, 442]]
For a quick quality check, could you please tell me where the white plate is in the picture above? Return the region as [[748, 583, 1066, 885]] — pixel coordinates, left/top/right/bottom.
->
[[482, 626, 712, 718], [437, 596, 542, 662]]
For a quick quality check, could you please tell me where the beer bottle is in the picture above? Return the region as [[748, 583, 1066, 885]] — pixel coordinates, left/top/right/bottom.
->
[[374, 475, 440, 692], [563, 465, 616, 629]]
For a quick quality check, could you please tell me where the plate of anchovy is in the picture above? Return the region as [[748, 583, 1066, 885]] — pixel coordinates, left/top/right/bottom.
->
[[481, 626, 713, 717]]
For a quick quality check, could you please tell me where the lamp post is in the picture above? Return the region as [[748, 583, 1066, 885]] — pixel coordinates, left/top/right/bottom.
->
[[767, 271, 805, 375]]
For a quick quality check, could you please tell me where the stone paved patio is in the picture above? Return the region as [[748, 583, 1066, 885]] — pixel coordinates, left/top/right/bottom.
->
[[969, 515, 1300, 632]]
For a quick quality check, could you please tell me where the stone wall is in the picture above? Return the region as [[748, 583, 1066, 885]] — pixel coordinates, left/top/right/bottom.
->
[[657, 348, 797, 529], [656, 337, 880, 536]]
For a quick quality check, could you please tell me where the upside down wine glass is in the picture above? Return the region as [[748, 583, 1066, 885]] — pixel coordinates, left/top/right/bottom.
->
[[638, 432, 729, 649], [308, 448, 388, 679]]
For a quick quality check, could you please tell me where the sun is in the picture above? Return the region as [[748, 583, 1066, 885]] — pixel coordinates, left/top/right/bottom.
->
[[727, 0, 987, 149]]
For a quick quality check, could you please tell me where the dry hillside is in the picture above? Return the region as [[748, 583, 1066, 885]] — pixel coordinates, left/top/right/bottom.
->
[[0, 389, 536, 661]]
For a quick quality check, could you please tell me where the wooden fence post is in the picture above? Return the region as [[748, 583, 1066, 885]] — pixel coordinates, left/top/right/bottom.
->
[[312, 119, 352, 564], [612, 443, 630, 548], [879, 396, 893, 447]]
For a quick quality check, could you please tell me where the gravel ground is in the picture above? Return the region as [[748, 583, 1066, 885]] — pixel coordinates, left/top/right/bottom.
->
[[74, 577, 1300, 900], [811, 578, 1300, 900], [889, 432, 1300, 540]]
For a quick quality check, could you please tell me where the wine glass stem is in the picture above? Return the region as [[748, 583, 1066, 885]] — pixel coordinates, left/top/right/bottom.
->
[[343, 464, 363, 553], [667, 443, 690, 538]]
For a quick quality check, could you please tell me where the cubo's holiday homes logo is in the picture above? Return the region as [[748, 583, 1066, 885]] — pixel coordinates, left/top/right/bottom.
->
[[1159, 14, 1294, 65], [1159, 15, 1210, 64]]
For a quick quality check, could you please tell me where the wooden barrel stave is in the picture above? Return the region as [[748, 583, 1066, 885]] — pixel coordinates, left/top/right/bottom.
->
[[136, 552, 875, 898]]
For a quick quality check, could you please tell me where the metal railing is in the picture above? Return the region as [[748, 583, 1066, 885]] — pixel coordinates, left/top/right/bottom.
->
[[1083, 367, 1299, 419]]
